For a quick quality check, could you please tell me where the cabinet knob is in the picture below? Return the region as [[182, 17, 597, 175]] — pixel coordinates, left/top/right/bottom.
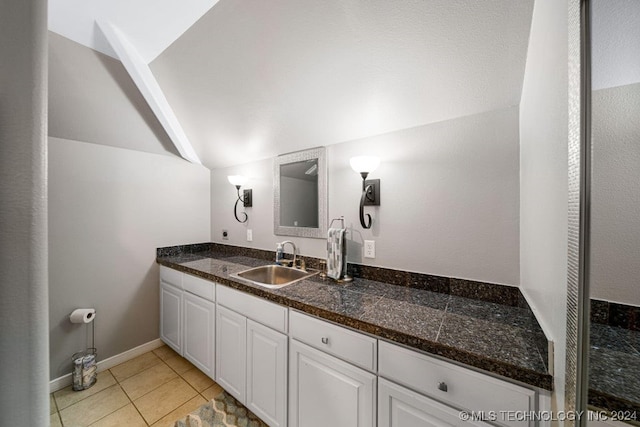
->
[[321, 337, 329, 344], [438, 382, 448, 392]]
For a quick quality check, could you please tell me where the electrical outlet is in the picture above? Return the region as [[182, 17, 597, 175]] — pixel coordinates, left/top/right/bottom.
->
[[246, 229, 253, 241], [364, 240, 376, 258], [222, 229, 229, 240]]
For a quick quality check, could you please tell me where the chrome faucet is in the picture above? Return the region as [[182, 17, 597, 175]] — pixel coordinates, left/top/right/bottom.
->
[[279, 241, 297, 268]]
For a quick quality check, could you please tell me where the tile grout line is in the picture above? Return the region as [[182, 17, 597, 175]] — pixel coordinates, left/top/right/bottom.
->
[[126, 350, 187, 426], [52, 411, 62, 426], [111, 363, 153, 427], [434, 295, 451, 341], [356, 295, 384, 319], [58, 383, 130, 427], [147, 355, 203, 426], [54, 347, 217, 427], [71, 351, 168, 426], [534, 346, 548, 373], [85, 387, 131, 427], [118, 359, 174, 401]]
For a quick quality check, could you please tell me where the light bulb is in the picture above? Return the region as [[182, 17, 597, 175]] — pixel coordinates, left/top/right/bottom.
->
[[227, 175, 248, 186], [349, 156, 380, 174]]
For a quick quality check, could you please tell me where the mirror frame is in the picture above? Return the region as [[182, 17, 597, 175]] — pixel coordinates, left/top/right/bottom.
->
[[273, 146, 327, 238]]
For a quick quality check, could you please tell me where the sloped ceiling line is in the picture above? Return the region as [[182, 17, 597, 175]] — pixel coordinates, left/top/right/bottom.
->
[[149, 0, 536, 169], [97, 20, 202, 165], [48, 0, 220, 63], [52, 0, 536, 170]]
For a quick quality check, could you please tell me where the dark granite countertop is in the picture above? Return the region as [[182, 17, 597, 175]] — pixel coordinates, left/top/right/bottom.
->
[[157, 249, 553, 391], [589, 323, 640, 415]]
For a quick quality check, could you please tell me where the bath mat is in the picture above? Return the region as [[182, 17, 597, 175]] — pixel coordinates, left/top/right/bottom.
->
[[173, 391, 268, 427]]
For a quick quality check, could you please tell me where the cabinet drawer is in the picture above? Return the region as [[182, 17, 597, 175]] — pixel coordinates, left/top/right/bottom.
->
[[160, 266, 182, 289], [379, 341, 535, 427], [217, 285, 287, 333], [183, 273, 215, 301], [379, 378, 493, 427], [289, 311, 377, 371]]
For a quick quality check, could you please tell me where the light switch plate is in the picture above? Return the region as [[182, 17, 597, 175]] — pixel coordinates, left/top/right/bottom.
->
[[247, 229, 253, 242], [364, 240, 376, 258]]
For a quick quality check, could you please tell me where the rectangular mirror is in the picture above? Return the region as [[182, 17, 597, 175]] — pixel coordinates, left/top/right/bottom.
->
[[274, 147, 327, 238]]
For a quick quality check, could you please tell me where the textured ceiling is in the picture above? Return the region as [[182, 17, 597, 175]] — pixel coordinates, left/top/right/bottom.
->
[[48, 0, 535, 168], [591, 0, 640, 90], [48, 0, 219, 63], [151, 0, 534, 169]]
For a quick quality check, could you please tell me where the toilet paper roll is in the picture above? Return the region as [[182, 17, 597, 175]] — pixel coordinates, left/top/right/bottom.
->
[[69, 308, 96, 324]]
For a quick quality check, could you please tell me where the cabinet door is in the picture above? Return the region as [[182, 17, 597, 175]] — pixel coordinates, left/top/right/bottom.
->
[[379, 378, 492, 427], [289, 340, 376, 427], [247, 320, 287, 427], [160, 281, 182, 354], [183, 291, 215, 379], [216, 305, 247, 402]]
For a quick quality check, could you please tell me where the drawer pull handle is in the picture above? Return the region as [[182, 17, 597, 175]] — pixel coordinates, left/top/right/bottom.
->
[[321, 337, 329, 344], [438, 382, 448, 392]]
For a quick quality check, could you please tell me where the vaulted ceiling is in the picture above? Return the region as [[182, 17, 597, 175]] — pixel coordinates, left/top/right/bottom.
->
[[48, 0, 220, 63], [49, 0, 535, 169]]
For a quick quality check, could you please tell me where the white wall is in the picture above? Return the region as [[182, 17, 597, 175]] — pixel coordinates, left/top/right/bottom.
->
[[48, 137, 210, 379], [48, 32, 212, 380], [0, 0, 49, 424], [590, 83, 640, 306], [519, 0, 569, 416], [49, 32, 179, 158], [213, 107, 520, 286]]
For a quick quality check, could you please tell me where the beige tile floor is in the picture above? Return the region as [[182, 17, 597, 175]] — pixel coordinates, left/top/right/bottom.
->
[[50, 345, 223, 427]]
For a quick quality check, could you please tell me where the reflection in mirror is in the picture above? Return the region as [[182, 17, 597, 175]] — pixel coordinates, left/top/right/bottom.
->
[[279, 159, 319, 228], [588, 0, 640, 420], [274, 147, 327, 238]]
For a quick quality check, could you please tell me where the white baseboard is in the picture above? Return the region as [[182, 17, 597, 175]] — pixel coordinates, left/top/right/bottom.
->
[[50, 338, 165, 393]]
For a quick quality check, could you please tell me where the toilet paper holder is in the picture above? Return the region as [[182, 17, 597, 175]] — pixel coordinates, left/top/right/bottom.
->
[[69, 309, 98, 391]]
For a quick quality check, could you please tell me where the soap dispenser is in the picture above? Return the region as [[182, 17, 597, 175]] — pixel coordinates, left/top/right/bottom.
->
[[275, 243, 284, 265]]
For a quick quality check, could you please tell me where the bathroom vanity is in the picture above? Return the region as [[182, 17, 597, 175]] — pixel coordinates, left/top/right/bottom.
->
[[157, 243, 553, 427]]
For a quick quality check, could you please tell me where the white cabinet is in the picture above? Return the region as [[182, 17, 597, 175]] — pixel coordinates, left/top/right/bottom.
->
[[161, 266, 544, 427], [378, 341, 536, 427], [216, 287, 289, 427], [160, 280, 182, 354], [247, 319, 287, 427], [183, 291, 215, 379], [159, 267, 216, 377], [379, 378, 491, 427], [289, 339, 376, 427], [216, 304, 247, 402]]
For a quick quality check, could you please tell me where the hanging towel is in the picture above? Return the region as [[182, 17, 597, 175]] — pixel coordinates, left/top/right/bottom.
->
[[327, 228, 346, 280]]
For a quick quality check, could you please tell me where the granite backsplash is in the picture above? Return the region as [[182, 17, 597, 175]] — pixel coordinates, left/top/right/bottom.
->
[[158, 242, 526, 307]]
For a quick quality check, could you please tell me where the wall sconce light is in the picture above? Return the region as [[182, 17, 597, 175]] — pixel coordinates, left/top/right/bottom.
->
[[349, 156, 380, 229], [227, 175, 252, 223]]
